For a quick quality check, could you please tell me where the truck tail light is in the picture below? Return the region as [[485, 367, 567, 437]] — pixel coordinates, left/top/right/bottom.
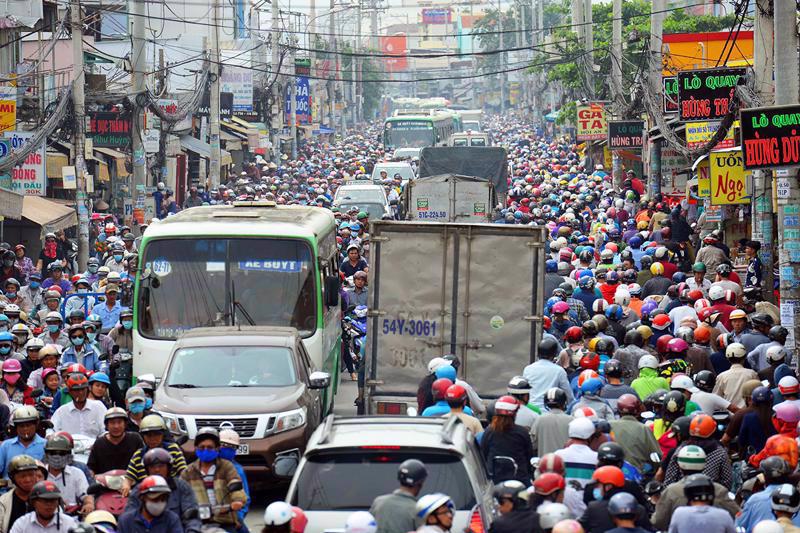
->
[[376, 402, 406, 415], [468, 505, 484, 533]]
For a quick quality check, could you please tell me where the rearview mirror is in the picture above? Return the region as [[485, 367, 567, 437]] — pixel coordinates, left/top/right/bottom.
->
[[324, 276, 339, 307], [308, 371, 331, 390], [491, 456, 518, 479], [273, 455, 298, 479]]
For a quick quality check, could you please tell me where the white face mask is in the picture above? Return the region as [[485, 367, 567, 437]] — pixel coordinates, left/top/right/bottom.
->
[[145, 500, 168, 517]]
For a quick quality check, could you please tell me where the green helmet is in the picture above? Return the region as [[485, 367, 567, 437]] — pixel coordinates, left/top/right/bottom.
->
[[357, 211, 368, 220], [140, 414, 167, 433], [45, 434, 72, 453], [30, 481, 62, 501], [8, 454, 40, 477], [692, 262, 707, 273]]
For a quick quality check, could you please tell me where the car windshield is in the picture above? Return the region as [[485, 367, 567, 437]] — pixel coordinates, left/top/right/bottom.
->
[[373, 166, 413, 182], [166, 346, 296, 387], [337, 203, 385, 221], [292, 451, 476, 510], [470, 138, 487, 146], [336, 188, 384, 204], [453, 139, 468, 147], [139, 238, 317, 339]]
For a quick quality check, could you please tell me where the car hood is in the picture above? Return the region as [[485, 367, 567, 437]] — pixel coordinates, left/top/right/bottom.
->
[[155, 384, 303, 415]]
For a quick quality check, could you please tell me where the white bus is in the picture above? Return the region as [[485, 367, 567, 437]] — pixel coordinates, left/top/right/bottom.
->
[[133, 202, 341, 411], [383, 112, 456, 151]]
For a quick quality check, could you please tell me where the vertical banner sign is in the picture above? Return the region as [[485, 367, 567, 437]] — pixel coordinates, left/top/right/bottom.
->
[[0, 87, 16, 134], [61, 166, 77, 190], [697, 159, 711, 197], [285, 77, 312, 125], [662, 76, 678, 114], [677, 68, 747, 121], [576, 102, 608, 141], [709, 150, 751, 205], [380, 35, 408, 72], [220, 51, 254, 112], [740, 104, 800, 169], [607, 121, 644, 150], [4, 131, 46, 196]]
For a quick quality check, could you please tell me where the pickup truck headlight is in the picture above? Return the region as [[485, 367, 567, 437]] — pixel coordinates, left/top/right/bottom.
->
[[158, 412, 186, 436], [274, 407, 307, 433]]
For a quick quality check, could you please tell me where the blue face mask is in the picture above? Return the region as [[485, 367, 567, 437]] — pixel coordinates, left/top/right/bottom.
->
[[0, 346, 11, 355], [592, 488, 603, 501], [122, 321, 133, 330], [145, 398, 153, 409], [196, 448, 219, 463], [71, 337, 84, 346], [30, 282, 40, 289], [87, 332, 97, 342], [114, 255, 123, 262], [88, 266, 98, 274], [47, 324, 60, 334], [129, 402, 145, 414], [5, 291, 15, 298], [219, 447, 237, 461]]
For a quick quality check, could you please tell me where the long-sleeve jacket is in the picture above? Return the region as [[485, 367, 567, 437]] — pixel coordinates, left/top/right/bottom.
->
[[180, 459, 247, 528], [125, 476, 201, 533]]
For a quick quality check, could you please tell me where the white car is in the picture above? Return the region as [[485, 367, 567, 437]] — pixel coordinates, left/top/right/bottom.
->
[[333, 184, 390, 221], [371, 162, 415, 185]]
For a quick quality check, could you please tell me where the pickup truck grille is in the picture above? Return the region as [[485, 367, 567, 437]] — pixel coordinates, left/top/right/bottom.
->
[[194, 417, 259, 438]]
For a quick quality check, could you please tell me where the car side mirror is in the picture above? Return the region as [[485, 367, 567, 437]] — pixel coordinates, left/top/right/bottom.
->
[[492, 456, 518, 479], [272, 455, 298, 479], [324, 276, 339, 307], [308, 371, 331, 390]]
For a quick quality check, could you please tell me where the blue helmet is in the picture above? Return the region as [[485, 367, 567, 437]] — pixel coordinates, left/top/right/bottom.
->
[[580, 377, 604, 395], [0, 331, 12, 343], [435, 364, 456, 381], [546, 259, 558, 273], [608, 492, 638, 517], [628, 235, 643, 249], [672, 272, 688, 283], [606, 304, 624, 321], [89, 372, 111, 385]]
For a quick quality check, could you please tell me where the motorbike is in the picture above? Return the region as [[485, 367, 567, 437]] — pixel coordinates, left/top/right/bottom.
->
[[87, 470, 129, 516], [184, 479, 243, 533], [343, 306, 368, 414]]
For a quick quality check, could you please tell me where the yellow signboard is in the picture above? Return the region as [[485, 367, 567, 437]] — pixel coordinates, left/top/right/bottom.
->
[[0, 87, 16, 134], [576, 102, 608, 141], [696, 158, 711, 197], [709, 150, 750, 205], [685, 120, 738, 150]]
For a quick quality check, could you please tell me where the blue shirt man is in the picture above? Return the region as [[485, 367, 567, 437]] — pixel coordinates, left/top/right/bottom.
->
[[91, 286, 123, 330], [736, 483, 800, 530], [0, 433, 46, 477], [421, 401, 475, 418], [523, 358, 574, 408]]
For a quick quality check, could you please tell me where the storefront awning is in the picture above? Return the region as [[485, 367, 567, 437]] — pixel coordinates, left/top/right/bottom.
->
[[0, 188, 24, 220], [180, 135, 233, 166], [221, 121, 250, 136], [94, 147, 129, 177], [22, 195, 77, 234]]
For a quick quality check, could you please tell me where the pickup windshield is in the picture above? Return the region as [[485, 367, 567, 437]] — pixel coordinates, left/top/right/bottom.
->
[[292, 451, 476, 510], [139, 238, 317, 339], [166, 346, 296, 387]]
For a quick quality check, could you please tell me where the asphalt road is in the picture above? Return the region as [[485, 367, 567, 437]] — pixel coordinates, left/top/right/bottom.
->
[[244, 374, 359, 531]]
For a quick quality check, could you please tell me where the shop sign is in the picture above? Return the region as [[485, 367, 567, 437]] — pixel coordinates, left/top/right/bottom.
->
[[709, 149, 750, 205], [2, 131, 46, 196], [685, 120, 737, 150], [662, 76, 678, 114], [0, 86, 16, 134], [607, 120, 644, 150], [89, 112, 130, 148], [740, 104, 800, 169], [677, 67, 746, 121], [576, 102, 607, 141]]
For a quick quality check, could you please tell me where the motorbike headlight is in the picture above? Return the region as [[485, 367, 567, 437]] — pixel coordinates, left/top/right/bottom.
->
[[274, 407, 306, 433], [158, 412, 186, 436]]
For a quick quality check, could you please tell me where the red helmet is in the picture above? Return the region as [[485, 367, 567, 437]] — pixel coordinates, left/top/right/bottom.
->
[[291, 507, 308, 533], [444, 384, 467, 403], [65, 363, 87, 375], [652, 314, 672, 331], [698, 307, 720, 325], [543, 316, 552, 330], [565, 326, 583, 344], [431, 378, 453, 401], [655, 335, 674, 354], [139, 475, 171, 496], [577, 369, 600, 388], [494, 395, 519, 416], [667, 338, 689, 354], [687, 289, 704, 302], [537, 453, 565, 475], [616, 394, 641, 416], [579, 354, 600, 371], [533, 473, 566, 496], [689, 413, 717, 438], [66, 373, 88, 390], [592, 466, 625, 488], [694, 326, 711, 344], [552, 301, 570, 315]]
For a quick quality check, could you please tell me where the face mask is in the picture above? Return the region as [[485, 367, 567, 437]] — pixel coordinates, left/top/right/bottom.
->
[[87, 332, 97, 342], [219, 447, 237, 461], [88, 266, 98, 274], [145, 500, 168, 517], [71, 337, 84, 346], [145, 398, 153, 409], [45, 453, 70, 470], [48, 324, 60, 334], [3, 373, 18, 385], [5, 291, 15, 298], [77, 288, 88, 294], [3, 260, 13, 268], [129, 402, 145, 414], [114, 255, 123, 262], [0, 346, 11, 355], [0, 326, 7, 333], [195, 448, 219, 463], [592, 487, 603, 501], [122, 320, 133, 330], [30, 282, 40, 289]]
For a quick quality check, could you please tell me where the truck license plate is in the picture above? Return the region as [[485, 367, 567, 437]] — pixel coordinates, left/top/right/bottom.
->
[[236, 444, 249, 455]]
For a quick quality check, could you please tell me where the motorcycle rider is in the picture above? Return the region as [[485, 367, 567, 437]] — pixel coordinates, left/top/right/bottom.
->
[[42, 434, 93, 515], [219, 428, 251, 527], [523, 338, 574, 408], [606, 493, 650, 533], [262, 501, 295, 533], [117, 475, 183, 533], [414, 493, 454, 533], [480, 396, 533, 485], [9, 480, 77, 533], [668, 474, 736, 533], [60, 323, 104, 372], [771, 484, 800, 533], [124, 448, 201, 533], [124, 386, 149, 431], [179, 427, 247, 532], [108, 308, 134, 353], [579, 466, 652, 533], [488, 480, 536, 533], [50, 373, 107, 439], [0, 455, 41, 531], [532, 388, 573, 456], [125, 414, 187, 490], [737, 457, 796, 530], [87, 407, 144, 475], [370, 459, 427, 533]]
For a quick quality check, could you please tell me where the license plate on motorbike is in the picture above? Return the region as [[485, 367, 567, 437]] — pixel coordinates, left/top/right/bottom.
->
[[236, 444, 249, 455]]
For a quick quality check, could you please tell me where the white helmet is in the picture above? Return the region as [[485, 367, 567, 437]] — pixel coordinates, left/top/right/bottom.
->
[[219, 427, 240, 447], [538, 503, 571, 530], [725, 342, 747, 360], [415, 493, 454, 527], [427, 357, 448, 374], [676, 444, 706, 472], [614, 289, 631, 307], [345, 511, 377, 533], [753, 521, 785, 533], [24, 337, 45, 349], [263, 502, 294, 526], [766, 345, 787, 363], [670, 375, 697, 393], [708, 285, 725, 302], [638, 355, 659, 369]]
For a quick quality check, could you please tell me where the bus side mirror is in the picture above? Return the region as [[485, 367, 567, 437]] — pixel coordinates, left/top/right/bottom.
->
[[325, 276, 339, 307]]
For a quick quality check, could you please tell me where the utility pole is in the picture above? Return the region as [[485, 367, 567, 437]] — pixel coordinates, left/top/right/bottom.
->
[[354, 0, 361, 126], [369, 0, 378, 51], [131, 0, 147, 200], [290, 48, 298, 159], [647, 0, 665, 198], [499, 2, 506, 115], [751, 0, 775, 301], [774, 0, 800, 354], [583, 0, 593, 98], [272, 0, 282, 162], [209, 0, 221, 187], [71, 0, 90, 270], [329, 0, 336, 132], [610, 0, 622, 188]]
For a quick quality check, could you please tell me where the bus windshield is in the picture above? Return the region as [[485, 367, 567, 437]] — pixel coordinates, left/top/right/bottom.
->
[[139, 238, 317, 340], [384, 121, 434, 149]]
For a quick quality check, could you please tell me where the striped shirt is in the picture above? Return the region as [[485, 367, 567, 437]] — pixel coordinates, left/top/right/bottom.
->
[[125, 442, 187, 483], [555, 443, 598, 488]]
